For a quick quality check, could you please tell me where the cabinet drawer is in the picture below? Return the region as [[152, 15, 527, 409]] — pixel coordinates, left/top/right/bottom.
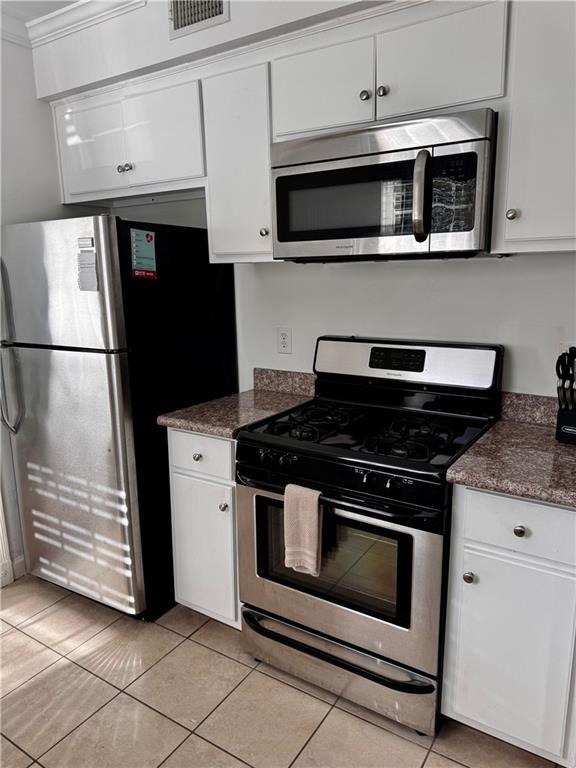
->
[[169, 429, 233, 481], [463, 489, 576, 566]]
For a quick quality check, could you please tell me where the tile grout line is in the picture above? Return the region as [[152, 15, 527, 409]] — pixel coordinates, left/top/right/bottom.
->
[[191, 666, 258, 735], [33, 689, 123, 763], [333, 696, 437, 753], [287, 698, 337, 768], [1, 731, 38, 765], [187, 634, 259, 670], [1, 590, 70, 629]]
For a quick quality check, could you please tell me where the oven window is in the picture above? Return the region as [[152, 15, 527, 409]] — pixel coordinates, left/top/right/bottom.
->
[[431, 152, 478, 233], [276, 160, 416, 242], [255, 499, 413, 628]]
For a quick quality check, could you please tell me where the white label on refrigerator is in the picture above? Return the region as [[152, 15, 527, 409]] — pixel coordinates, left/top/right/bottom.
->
[[77, 250, 98, 291]]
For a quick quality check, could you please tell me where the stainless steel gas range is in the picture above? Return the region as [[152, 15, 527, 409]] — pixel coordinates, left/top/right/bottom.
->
[[235, 336, 503, 735]]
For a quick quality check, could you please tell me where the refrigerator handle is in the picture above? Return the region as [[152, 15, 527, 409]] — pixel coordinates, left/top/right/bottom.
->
[[0, 260, 15, 343], [0, 347, 24, 434]]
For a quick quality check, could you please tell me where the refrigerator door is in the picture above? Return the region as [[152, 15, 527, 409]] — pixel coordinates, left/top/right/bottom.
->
[[5, 345, 145, 613], [1, 216, 125, 350]]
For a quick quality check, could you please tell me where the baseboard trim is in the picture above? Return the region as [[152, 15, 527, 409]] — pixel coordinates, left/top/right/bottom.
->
[[0, 557, 14, 587], [12, 555, 26, 581]]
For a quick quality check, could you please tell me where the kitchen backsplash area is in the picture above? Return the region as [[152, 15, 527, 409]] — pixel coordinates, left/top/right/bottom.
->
[[234, 253, 576, 396]]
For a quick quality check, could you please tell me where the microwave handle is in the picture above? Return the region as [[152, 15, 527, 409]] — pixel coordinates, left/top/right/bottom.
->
[[412, 149, 431, 243]]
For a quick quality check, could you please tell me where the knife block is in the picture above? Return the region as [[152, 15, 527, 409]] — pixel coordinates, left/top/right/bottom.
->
[[556, 409, 576, 444]]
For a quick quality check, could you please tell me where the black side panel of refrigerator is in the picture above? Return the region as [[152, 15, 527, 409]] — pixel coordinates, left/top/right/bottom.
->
[[115, 218, 238, 618]]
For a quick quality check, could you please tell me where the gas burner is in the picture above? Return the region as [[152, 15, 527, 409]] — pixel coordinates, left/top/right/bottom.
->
[[389, 419, 453, 445], [362, 437, 432, 462], [266, 419, 327, 443], [294, 404, 360, 427]]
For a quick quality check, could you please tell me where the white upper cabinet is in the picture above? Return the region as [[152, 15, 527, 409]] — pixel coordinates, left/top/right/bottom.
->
[[55, 94, 126, 196], [270, 3, 506, 138], [271, 38, 375, 137], [493, 0, 576, 252], [203, 64, 273, 262], [375, 2, 507, 120], [122, 75, 204, 188], [54, 71, 204, 201]]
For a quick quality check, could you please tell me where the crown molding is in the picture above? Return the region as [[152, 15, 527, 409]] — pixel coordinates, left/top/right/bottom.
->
[[26, 0, 147, 48], [1, 12, 31, 48]]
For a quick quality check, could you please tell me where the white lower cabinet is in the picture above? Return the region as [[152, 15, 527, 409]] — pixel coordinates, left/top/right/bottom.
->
[[168, 429, 239, 628], [443, 487, 576, 766]]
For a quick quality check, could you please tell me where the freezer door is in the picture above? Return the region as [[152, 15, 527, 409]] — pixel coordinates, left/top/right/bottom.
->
[[5, 346, 145, 613], [1, 216, 125, 349]]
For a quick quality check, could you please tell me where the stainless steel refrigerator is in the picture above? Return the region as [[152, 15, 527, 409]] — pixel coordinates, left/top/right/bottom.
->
[[1, 215, 237, 617]]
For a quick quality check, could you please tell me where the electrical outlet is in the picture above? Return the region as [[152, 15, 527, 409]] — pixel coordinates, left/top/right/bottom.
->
[[277, 326, 292, 354]]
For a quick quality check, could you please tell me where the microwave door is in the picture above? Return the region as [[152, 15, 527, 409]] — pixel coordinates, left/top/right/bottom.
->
[[429, 140, 492, 254], [273, 148, 432, 261]]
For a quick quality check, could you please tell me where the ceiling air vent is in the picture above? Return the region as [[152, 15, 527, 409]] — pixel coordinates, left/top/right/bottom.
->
[[169, 0, 230, 39]]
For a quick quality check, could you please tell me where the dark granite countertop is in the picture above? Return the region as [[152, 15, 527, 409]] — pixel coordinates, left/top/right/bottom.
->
[[447, 420, 576, 509], [157, 389, 310, 438]]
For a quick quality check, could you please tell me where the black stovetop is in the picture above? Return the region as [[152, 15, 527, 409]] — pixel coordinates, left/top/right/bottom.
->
[[244, 399, 486, 470]]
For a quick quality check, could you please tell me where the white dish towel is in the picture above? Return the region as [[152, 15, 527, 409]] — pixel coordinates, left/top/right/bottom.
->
[[284, 483, 323, 577]]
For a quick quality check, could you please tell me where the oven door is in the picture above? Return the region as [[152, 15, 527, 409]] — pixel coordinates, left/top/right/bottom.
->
[[272, 140, 492, 261], [236, 484, 443, 676]]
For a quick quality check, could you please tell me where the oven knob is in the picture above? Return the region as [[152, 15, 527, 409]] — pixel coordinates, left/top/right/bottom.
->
[[258, 448, 273, 465], [278, 453, 298, 467]]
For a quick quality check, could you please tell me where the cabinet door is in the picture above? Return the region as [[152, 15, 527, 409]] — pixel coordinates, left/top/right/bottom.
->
[[55, 95, 126, 196], [449, 548, 576, 756], [203, 64, 273, 261], [376, 2, 507, 120], [271, 38, 375, 137], [502, 1, 576, 247], [122, 76, 204, 188], [171, 472, 237, 625]]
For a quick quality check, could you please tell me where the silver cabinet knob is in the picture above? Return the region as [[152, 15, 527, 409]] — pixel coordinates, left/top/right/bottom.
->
[[359, 89, 372, 101], [117, 165, 125, 174], [192, 453, 203, 462], [219, 503, 229, 512], [506, 208, 519, 220], [376, 85, 390, 97], [123, 162, 134, 172], [259, 227, 269, 237], [513, 525, 527, 538], [462, 572, 475, 584]]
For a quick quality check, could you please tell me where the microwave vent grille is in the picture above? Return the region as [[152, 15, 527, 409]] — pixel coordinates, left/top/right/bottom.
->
[[169, 0, 229, 38]]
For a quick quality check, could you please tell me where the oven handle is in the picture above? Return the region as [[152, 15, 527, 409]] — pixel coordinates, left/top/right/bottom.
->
[[237, 474, 440, 529], [412, 149, 431, 243], [243, 610, 435, 695]]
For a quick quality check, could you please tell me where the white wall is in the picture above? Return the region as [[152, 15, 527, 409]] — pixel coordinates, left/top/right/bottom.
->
[[114, 197, 207, 228], [1, 29, 68, 223], [234, 254, 576, 395], [0, 21, 88, 570]]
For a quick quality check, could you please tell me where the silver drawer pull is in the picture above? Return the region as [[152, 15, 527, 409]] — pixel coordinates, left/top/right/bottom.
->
[[359, 89, 372, 101], [219, 503, 229, 512], [192, 453, 203, 462], [462, 572, 475, 584], [513, 525, 527, 538]]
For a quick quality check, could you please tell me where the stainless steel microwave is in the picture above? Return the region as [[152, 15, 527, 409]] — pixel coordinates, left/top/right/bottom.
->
[[271, 108, 496, 261]]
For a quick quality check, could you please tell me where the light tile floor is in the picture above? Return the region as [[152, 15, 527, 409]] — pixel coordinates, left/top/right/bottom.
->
[[0, 576, 557, 768]]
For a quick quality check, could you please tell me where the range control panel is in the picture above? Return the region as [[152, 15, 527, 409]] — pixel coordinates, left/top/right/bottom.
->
[[369, 347, 426, 373]]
